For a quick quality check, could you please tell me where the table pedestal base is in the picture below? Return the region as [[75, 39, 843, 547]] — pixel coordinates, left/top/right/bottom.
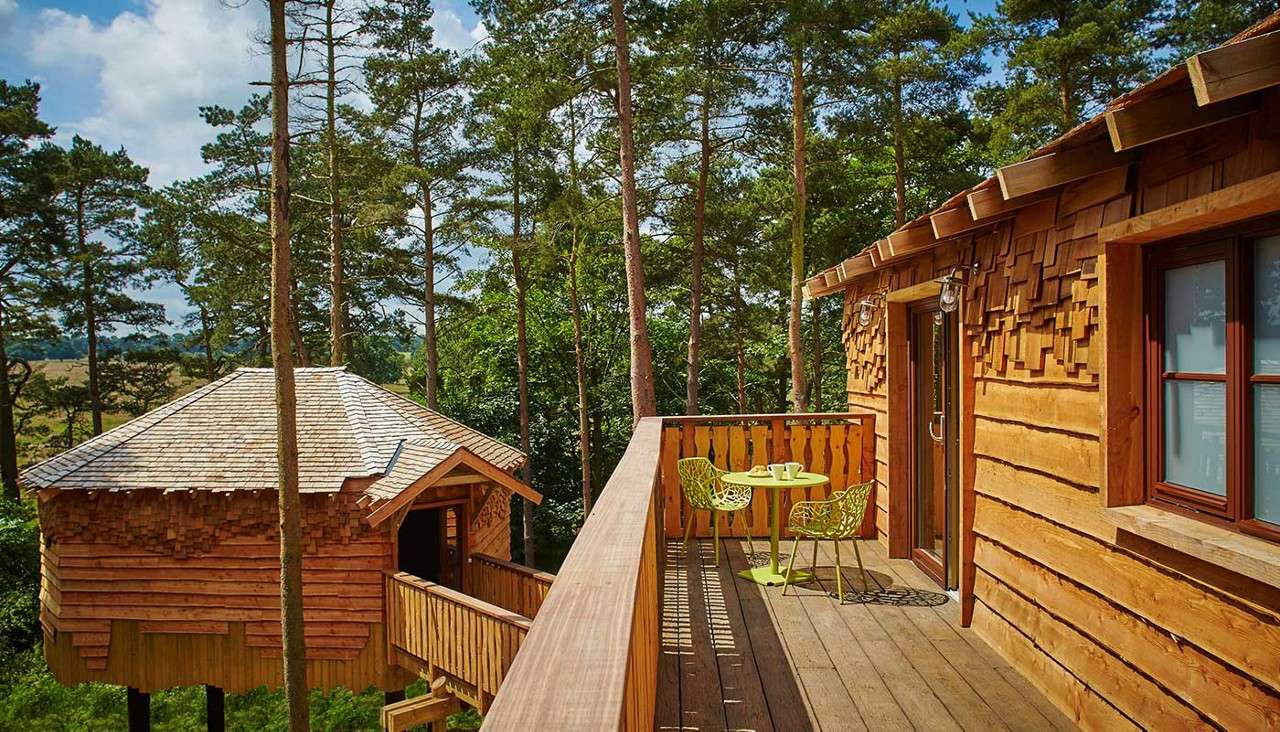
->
[[738, 566, 813, 587]]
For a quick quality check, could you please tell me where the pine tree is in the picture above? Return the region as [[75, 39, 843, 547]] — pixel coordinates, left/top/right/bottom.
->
[[51, 137, 160, 436], [975, 0, 1161, 163], [0, 81, 64, 499]]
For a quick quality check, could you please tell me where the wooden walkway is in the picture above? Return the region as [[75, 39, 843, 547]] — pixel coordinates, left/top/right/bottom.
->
[[657, 538, 1075, 732]]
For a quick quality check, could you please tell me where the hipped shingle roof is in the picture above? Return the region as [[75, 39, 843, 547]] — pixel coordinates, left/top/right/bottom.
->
[[20, 367, 525, 496]]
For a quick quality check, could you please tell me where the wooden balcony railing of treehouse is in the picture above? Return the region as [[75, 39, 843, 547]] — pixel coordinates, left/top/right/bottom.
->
[[384, 571, 532, 712], [483, 412, 876, 731], [468, 553, 554, 618]]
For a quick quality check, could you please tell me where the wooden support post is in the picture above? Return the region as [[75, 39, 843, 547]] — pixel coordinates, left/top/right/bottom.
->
[[205, 685, 224, 732], [127, 687, 150, 732]]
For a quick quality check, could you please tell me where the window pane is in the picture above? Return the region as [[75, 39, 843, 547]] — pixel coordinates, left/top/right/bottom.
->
[[1164, 260, 1226, 374], [1255, 385, 1280, 524], [1255, 236, 1280, 374], [1163, 380, 1226, 495]]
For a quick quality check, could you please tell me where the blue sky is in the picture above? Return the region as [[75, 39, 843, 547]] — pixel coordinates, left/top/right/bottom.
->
[[1, 0, 996, 331]]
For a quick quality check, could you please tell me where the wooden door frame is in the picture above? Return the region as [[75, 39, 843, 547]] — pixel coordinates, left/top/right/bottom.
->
[[391, 498, 470, 593]]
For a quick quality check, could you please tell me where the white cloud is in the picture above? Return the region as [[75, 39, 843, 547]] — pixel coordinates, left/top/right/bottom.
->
[[0, 1, 17, 16], [430, 8, 483, 52], [26, 0, 265, 185]]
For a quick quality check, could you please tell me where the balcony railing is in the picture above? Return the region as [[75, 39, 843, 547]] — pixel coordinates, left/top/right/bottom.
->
[[482, 412, 876, 730]]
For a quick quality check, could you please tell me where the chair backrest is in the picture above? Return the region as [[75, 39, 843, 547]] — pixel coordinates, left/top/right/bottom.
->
[[676, 457, 720, 509], [833, 481, 875, 538]]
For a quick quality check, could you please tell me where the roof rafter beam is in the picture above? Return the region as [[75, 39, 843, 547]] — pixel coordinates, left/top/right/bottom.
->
[[967, 184, 1058, 221], [1188, 30, 1280, 105], [1104, 84, 1257, 151], [996, 137, 1136, 200]]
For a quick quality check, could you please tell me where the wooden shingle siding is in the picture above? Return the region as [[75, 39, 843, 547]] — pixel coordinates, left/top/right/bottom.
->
[[841, 90, 1280, 728]]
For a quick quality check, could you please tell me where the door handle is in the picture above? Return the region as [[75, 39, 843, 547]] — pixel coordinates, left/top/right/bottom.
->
[[928, 411, 945, 443]]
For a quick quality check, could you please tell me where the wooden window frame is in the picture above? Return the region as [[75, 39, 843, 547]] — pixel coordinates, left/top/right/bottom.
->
[[1144, 217, 1280, 543]]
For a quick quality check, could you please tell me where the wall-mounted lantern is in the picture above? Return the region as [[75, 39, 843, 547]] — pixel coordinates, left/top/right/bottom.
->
[[937, 263, 979, 314], [855, 294, 883, 328]]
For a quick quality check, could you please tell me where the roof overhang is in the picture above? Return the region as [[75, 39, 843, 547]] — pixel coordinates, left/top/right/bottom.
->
[[365, 447, 541, 527]]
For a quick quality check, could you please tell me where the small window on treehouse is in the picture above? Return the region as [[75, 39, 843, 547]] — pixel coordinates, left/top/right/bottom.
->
[[1146, 224, 1280, 543]]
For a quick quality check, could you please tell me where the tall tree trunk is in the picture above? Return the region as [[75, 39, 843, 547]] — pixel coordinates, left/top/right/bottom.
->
[[811, 297, 822, 411], [422, 182, 439, 409], [512, 144, 534, 565], [326, 0, 345, 366], [268, 2, 309, 729], [733, 254, 748, 415], [611, 0, 657, 421], [567, 106, 592, 519], [0, 301, 17, 500], [569, 230, 591, 517], [788, 39, 809, 413], [892, 62, 906, 228], [199, 305, 217, 382], [77, 193, 103, 436], [686, 95, 710, 416]]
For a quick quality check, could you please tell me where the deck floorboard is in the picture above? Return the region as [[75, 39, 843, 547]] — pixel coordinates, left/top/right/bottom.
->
[[656, 538, 1075, 732]]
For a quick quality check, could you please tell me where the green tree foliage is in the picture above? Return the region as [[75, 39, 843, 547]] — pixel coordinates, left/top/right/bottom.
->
[[1157, 0, 1275, 58], [975, 0, 1161, 162]]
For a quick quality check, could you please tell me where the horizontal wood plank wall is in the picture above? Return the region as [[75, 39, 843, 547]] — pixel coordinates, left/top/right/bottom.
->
[[384, 571, 530, 711], [657, 414, 876, 541], [39, 490, 398, 692], [840, 95, 1280, 729], [468, 554, 553, 619]]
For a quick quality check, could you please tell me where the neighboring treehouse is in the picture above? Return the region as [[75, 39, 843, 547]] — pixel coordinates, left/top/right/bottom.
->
[[22, 367, 547, 729]]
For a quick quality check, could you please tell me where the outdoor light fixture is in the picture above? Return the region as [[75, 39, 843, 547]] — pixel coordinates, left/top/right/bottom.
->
[[937, 263, 978, 314], [855, 295, 882, 328]]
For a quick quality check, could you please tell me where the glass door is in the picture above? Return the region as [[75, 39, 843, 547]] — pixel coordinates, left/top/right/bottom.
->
[[910, 304, 959, 588]]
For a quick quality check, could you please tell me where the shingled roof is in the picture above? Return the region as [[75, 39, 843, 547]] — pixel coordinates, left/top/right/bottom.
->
[[20, 367, 527, 497]]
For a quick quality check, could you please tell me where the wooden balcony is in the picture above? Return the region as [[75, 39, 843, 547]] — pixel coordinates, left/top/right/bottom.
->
[[660, 537, 1070, 730], [483, 414, 1073, 731]]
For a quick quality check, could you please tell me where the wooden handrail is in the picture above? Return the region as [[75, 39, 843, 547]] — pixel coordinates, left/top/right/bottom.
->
[[384, 571, 531, 711], [483, 417, 665, 730], [483, 413, 877, 730], [469, 554, 554, 619]]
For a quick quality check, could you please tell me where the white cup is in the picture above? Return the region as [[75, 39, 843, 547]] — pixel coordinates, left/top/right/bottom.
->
[[768, 463, 785, 480], [785, 462, 802, 479]]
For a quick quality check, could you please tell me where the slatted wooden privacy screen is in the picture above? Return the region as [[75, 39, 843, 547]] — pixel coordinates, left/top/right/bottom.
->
[[659, 413, 877, 541], [384, 571, 531, 711], [468, 553, 554, 619]]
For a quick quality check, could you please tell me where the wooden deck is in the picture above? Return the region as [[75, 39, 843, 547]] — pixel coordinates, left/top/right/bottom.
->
[[658, 538, 1075, 731]]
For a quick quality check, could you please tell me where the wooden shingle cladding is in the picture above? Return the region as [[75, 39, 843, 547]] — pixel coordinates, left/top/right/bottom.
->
[[25, 366, 529, 694], [820, 23, 1280, 729]]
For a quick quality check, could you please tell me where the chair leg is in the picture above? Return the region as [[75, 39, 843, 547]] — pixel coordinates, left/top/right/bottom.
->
[[811, 537, 819, 574], [741, 509, 754, 559], [682, 509, 695, 551], [781, 536, 801, 596], [833, 540, 844, 604], [852, 539, 884, 590], [713, 509, 720, 566]]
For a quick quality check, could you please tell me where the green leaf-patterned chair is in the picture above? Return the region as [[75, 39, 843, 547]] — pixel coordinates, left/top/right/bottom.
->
[[781, 481, 882, 604], [676, 457, 753, 566]]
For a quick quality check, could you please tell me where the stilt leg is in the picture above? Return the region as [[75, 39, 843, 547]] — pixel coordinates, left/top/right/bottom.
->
[[834, 541, 844, 604], [127, 687, 150, 732], [206, 685, 225, 732], [781, 536, 801, 596]]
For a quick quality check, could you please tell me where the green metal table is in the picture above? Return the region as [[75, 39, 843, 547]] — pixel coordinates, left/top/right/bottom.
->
[[721, 470, 830, 586]]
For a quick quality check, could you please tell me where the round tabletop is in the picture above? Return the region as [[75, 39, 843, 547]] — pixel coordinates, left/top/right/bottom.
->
[[721, 470, 829, 489]]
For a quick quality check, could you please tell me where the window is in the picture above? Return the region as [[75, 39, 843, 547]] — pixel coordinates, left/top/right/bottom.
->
[[1147, 224, 1280, 542]]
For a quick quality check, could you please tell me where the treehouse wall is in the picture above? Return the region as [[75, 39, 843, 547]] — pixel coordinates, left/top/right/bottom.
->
[[841, 92, 1280, 728], [38, 479, 515, 693]]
